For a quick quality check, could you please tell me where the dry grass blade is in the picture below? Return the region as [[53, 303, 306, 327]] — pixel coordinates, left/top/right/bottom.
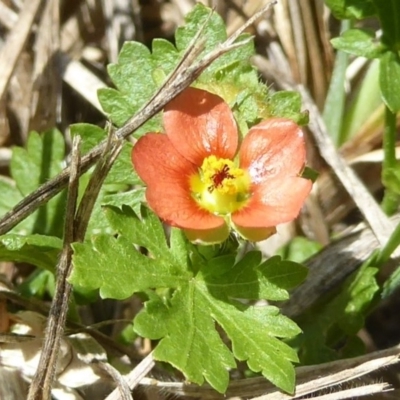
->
[[0, 2, 18, 28], [0, 0, 44, 102], [61, 54, 107, 112], [252, 345, 399, 399], [1, 1, 108, 115], [295, 383, 392, 400], [29, 0, 60, 132], [0, 147, 11, 167], [135, 344, 399, 399]]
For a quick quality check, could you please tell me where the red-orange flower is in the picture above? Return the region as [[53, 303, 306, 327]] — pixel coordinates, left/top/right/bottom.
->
[[132, 87, 312, 243]]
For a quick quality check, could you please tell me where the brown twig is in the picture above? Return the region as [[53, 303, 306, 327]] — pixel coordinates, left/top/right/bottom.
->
[[98, 362, 133, 400], [27, 136, 81, 400], [28, 124, 126, 398]]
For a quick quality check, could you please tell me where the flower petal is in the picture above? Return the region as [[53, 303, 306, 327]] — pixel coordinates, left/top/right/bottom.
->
[[163, 87, 238, 165], [239, 118, 307, 184], [232, 176, 312, 228], [132, 133, 225, 230]]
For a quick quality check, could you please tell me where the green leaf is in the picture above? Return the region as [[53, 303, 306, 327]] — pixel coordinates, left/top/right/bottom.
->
[[72, 206, 302, 393], [98, 42, 164, 137], [268, 91, 309, 125], [97, 87, 136, 127], [137, 287, 236, 393], [341, 59, 382, 141], [203, 253, 307, 301], [136, 283, 299, 393], [215, 303, 299, 392], [97, 3, 277, 138], [151, 38, 180, 76], [323, 0, 376, 19], [301, 167, 319, 184], [97, 3, 301, 140], [340, 335, 365, 358], [0, 234, 62, 271], [380, 50, 400, 113], [9, 129, 67, 236], [83, 188, 115, 236], [97, 42, 163, 136], [69, 123, 106, 155], [0, 177, 34, 233], [278, 237, 322, 263], [105, 142, 140, 186], [18, 269, 55, 298], [176, 4, 226, 53], [339, 266, 378, 334], [106, 206, 179, 262], [70, 123, 140, 187], [176, 5, 255, 85], [102, 189, 145, 211], [260, 257, 308, 292], [70, 206, 191, 299], [381, 222, 400, 298], [0, 177, 21, 216], [71, 234, 187, 299], [297, 261, 378, 364], [11, 130, 64, 196], [323, 20, 352, 146], [331, 28, 384, 59], [107, 42, 155, 104]]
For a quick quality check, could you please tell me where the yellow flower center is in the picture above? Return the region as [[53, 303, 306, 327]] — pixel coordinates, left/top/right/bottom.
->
[[190, 155, 251, 215]]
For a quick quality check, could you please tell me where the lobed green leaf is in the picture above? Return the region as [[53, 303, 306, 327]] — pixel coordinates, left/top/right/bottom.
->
[[331, 28, 384, 59], [0, 234, 62, 271], [70, 206, 191, 299]]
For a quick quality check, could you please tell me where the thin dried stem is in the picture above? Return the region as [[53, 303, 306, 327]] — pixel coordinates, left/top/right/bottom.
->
[[105, 352, 156, 400], [27, 136, 81, 400], [98, 362, 133, 400]]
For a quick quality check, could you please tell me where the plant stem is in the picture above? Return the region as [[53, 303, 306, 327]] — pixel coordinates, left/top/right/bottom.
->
[[322, 19, 351, 146], [376, 220, 400, 265], [381, 105, 400, 214]]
